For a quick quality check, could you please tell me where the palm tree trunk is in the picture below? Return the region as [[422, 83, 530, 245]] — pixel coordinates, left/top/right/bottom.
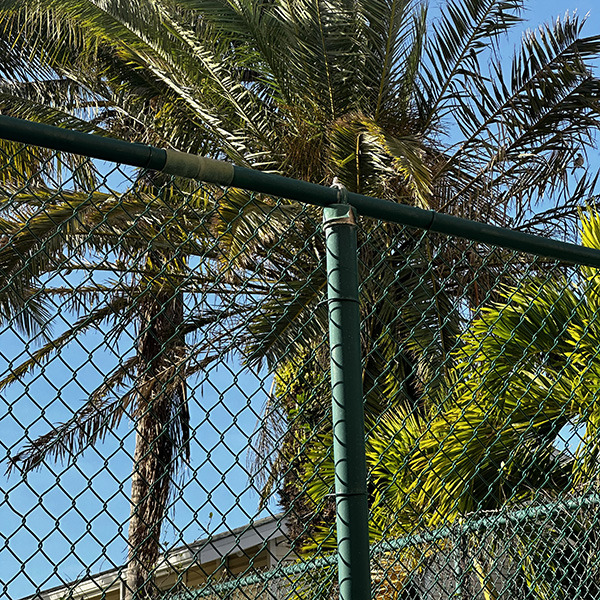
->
[[124, 276, 186, 600], [125, 407, 173, 600]]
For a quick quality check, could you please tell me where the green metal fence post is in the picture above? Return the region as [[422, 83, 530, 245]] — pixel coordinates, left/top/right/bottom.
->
[[323, 202, 371, 600]]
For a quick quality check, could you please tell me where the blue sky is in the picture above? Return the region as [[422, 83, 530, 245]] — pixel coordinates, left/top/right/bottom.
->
[[523, 0, 599, 34], [2, 2, 600, 599]]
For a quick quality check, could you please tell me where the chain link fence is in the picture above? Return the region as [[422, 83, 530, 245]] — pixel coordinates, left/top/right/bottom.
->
[[2, 120, 600, 600]]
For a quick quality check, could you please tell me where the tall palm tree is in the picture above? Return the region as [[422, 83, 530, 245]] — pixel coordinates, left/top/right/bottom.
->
[[0, 178, 232, 598], [1, 0, 600, 597]]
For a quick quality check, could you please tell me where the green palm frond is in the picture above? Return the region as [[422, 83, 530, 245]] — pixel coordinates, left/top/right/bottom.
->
[[245, 276, 329, 368], [443, 13, 600, 218], [455, 276, 583, 404], [446, 210, 600, 517], [412, 392, 572, 524], [359, 0, 425, 121], [214, 191, 312, 266], [328, 115, 432, 201], [367, 407, 426, 533], [422, 0, 523, 127]]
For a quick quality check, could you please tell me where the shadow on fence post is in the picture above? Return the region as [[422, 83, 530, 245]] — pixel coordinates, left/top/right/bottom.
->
[[323, 202, 371, 600]]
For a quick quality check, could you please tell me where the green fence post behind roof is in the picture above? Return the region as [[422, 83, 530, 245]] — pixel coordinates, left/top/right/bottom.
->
[[323, 202, 371, 600]]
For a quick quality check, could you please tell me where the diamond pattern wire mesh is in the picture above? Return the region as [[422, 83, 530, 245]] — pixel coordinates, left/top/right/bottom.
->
[[2, 142, 600, 600]]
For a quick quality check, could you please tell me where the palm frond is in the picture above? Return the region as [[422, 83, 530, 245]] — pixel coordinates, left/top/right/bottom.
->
[[422, 0, 524, 128], [441, 13, 600, 221], [0, 293, 131, 391], [6, 355, 139, 475]]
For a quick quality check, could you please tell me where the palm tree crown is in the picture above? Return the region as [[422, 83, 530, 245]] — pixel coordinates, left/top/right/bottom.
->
[[1, 0, 599, 223]]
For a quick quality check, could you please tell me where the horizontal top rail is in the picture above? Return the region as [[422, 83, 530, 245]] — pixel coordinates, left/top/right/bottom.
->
[[2, 115, 600, 268]]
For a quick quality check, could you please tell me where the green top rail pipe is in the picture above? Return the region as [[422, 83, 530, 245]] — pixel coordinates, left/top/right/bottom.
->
[[0, 115, 168, 171], [2, 115, 600, 268], [232, 169, 600, 269]]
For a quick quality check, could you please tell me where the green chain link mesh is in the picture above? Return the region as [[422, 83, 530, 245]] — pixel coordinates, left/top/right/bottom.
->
[[2, 141, 600, 600]]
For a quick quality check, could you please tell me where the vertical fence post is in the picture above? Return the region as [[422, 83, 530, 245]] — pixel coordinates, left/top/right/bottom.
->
[[323, 203, 371, 600]]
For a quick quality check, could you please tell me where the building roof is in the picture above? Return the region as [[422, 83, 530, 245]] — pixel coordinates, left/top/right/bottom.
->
[[21, 514, 289, 600]]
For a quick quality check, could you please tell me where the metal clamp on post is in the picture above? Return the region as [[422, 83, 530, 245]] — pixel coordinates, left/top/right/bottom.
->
[[330, 176, 350, 205], [323, 203, 357, 230]]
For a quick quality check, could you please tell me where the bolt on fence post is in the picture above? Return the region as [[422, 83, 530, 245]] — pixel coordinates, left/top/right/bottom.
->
[[323, 203, 371, 600]]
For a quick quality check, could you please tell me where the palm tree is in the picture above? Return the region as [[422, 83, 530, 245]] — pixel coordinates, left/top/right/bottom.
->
[[0, 178, 235, 599], [1, 0, 600, 596]]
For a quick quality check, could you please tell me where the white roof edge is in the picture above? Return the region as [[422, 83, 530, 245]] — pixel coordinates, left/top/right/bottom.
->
[[22, 515, 289, 600]]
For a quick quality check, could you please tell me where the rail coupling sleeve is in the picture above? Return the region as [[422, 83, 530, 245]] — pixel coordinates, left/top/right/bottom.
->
[[163, 150, 234, 185]]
